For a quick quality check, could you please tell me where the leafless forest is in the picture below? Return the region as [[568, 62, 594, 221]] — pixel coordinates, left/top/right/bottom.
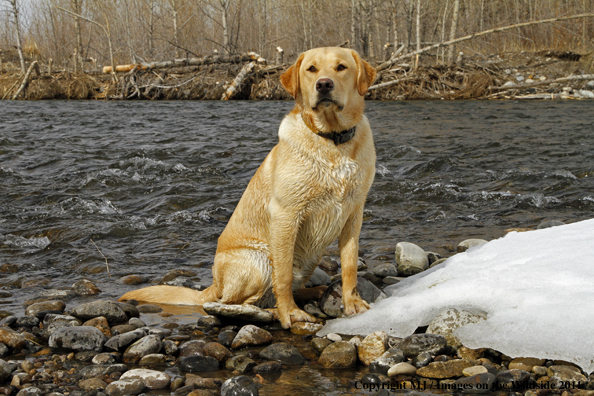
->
[[1, 0, 594, 100]]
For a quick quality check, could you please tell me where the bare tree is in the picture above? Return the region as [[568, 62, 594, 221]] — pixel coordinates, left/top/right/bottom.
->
[[3, 0, 26, 73], [446, 0, 459, 65]]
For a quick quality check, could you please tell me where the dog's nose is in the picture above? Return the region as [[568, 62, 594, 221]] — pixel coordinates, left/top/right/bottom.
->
[[316, 78, 334, 94]]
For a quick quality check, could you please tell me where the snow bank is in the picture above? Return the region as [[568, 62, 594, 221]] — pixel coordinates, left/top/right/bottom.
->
[[318, 218, 594, 372]]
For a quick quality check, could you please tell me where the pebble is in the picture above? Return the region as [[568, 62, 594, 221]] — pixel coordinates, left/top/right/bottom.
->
[[253, 360, 282, 373], [371, 263, 398, 278], [416, 359, 474, 379], [454, 372, 496, 392], [358, 331, 389, 365], [259, 342, 305, 365], [83, 316, 112, 337], [369, 348, 405, 375], [0, 359, 10, 382], [104, 379, 145, 396], [311, 337, 332, 353], [104, 328, 146, 351], [495, 369, 532, 389], [119, 275, 149, 285], [137, 304, 163, 313], [92, 352, 117, 365], [462, 365, 488, 376], [79, 377, 108, 391], [387, 362, 417, 377], [318, 341, 357, 369], [70, 300, 128, 324], [326, 333, 342, 342], [508, 357, 546, 371], [120, 368, 171, 389], [122, 335, 162, 363], [179, 355, 219, 372], [71, 279, 101, 296], [382, 276, 400, 285], [426, 308, 486, 347], [290, 321, 323, 335], [318, 277, 384, 317], [203, 302, 274, 323], [412, 351, 433, 368], [537, 219, 565, 229], [318, 257, 339, 272], [304, 267, 331, 287], [159, 269, 197, 284], [218, 330, 237, 347], [25, 301, 66, 317], [548, 365, 587, 387], [197, 315, 222, 329], [48, 326, 106, 351], [395, 242, 429, 275], [79, 363, 128, 378], [400, 334, 447, 358], [203, 342, 232, 362], [231, 325, 272, 349], [221, 376, 259, 396], [178, 340, 206, 358], [225, 355, 256, 373], [457, 238, 488, 252]]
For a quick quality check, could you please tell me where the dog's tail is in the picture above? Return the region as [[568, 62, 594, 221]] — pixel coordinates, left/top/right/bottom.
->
[[119, 284, 219, 305]]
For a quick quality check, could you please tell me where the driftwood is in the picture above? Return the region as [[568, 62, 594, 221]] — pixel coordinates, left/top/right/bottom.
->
[[369, 77, 409, 91], [377, 13, 594, 72], [222, 61, 255, 100], [12, 61, 38, 100], [489, 74, 594, 91], [102, 53, 261, 74]]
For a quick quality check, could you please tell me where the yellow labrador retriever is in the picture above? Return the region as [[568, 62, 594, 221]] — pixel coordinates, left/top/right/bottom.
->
[[120, 47, 377, 329]]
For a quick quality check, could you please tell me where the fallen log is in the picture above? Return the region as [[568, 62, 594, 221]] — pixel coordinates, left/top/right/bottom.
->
[[102, 53, 261, 74], [368, 77, 410, 91], [12, 61, 38, 100], [489, 74, 594, 91], [222, 61, 255, 100]]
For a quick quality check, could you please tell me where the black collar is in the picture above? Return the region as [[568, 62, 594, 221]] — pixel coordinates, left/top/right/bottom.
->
[[316, 126, 357, 146]]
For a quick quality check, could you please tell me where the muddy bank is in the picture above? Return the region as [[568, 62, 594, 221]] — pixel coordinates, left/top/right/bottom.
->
[[1, 51, 593, 101]]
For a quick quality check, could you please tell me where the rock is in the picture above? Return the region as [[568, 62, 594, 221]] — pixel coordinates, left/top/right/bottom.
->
[[290, 321, 323, 335], [71, 279, 101, 296], [128, 317, 146, 328], [395, 242, 429, 276], [16, 387, 43, 396], [48, 326, 106, 351], [319, 277, 385, 317], [358, 331, 389, 365], [79, 363, 128, 378], [305, 267, 331, 287], [400, 334, 447, 358], [197, 315, 222, 329], [179, 356, 219, 372], [119, 275, 149, 285], [104, 328, 146, 351], [202, 302, 273, 323], [318, 341, 357, 369], [225, 355, 256, 373], [111, 324, 137, 335], [105, 379, 145, 396], [371, 264, 398, 278], [457, 239, 488, 252], [0, 359, 10, 382], [457, 347, 487, 360], [326, 333, 342, 342], [231, 325, 272, 349], [579, 90, 594, 99], [25, 301, 65, 317], [70, 300, 128, 324], [79, 377, 108, 391], [387, 362, 417, 377], [184, 375, 223, 389], [83, 316, 112, 338], [159, 269, 197, 284], [139, 353, 167, 365], [92, 352, 117, 364], [178, 340, 206, 357], [218, 330, 237, 347], [369, 348, 405, 375], [122, 335, 162, 363], [429, 258, 448, 268], [495, 369, 532, 389], [15, 316, 40, 327], [204, 342, 233, 362], [349, 335, 363, 347], [120, 368, 170, 389], [253, 361, 283, 373], [259, 342, 305, 365], [163, 339, 178, 355], [416, 359, 474, 379], [454, 373, 496, 393], [24, 290, 75, 306], [0, 344, 8, 358], [426, 308, 487, 347], [537, 220, 565, 229], [382, 276, 400, 285], [318, 257, 339, 272], [311, 337, 332, 353], [509, 357, 546, 372], [221, 375, 259, 396], [412, 351, 433, 368], [361, 373, 382, 387], [547, 365, 587, 387], [137, 304, 162, 313], [462, 365, 488, 376]]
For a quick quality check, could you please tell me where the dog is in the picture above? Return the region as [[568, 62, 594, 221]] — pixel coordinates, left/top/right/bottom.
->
[[120, 47, 377, 329]]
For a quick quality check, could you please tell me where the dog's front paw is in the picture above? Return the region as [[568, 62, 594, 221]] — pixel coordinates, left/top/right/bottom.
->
[[344, 296, 370, 316], [279, 306, 316, 329]]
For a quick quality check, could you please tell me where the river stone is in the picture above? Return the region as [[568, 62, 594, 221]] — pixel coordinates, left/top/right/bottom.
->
[[163, 339, 179, 355], [311, 337, 332, 353], [495, 369, 532, 389], [305, 267, 332, 287], [197, 315, 222, 329], [387, 362, 417, 377], [104, 328, 146, 351], [128, 317, 146, 328], [79, 377, 108, 391], [372, 263, 398, 278], [462, 365, 488, 376], [319, 277, 385, 317], [136, 304, 162, 313], [221, 375, 259, 396], [120, 368, 170, 389], [80, 363, 129, 378], [226, 355, 257, 373], [509, 357, 546, 372], [159, 269, 197, 284], [70, 300, 128, 324], [178, 340, 206, 357], [119, 275, 149, 285], [83, 316, 111, 337], [179, 355, 219, 372], [25, 290, 76, 306], [72, 279, 101, 296], [105, 379, 145, 396], [16, 316, 39, 327], [253, 361, 283, 373], [369, 347, 405, 375], [112, 324, 137, 335], [203, 302, 274, 323], [412, 351, 433, 368], [358, 331, 389, 365], [290, 321, 323, 335], [48, 326, 106, 351], [231, 325, 272, 349], [454, 373, 496, 393], [218, 330, 237, 347], [426, 308, 487, 347], [0, 344, 8, 358], [430, 258, 448, 268], [92, 352, 117, 365], [0, 359, 10, 382], [326, 333, 342, 342], [259, 342, 305, 365], [318, 341, 357, 369], [537, 220, 566, 229], [457, 239, 488, 252], [416, 359, 474, 379], [15, 387, 43, 396], [139, 353, 167, 365], [400, 334, 447, 358], [203, 342, 233, 362], [395, 242, 429, 275], [547, 365, 587, 387], [25, 300, 65, 317], [123, 335, 162, 363]]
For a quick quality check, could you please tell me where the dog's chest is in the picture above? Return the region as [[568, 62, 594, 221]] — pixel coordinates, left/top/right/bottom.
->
[[323, 156, 360, 197]]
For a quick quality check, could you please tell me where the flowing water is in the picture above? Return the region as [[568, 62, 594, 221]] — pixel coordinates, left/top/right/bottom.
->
[[1, 100, 594, 394]]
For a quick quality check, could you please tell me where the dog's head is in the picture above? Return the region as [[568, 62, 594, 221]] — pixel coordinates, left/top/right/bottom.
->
[[280, 47, 376, 133]]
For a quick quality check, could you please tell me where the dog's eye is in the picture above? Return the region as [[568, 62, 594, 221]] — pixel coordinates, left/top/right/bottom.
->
[[337, 64, 347, 71], [307, 66, 317, 72]]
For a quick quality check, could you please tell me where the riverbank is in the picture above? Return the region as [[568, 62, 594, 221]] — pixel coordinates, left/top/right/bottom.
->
[[1, 220, 593, 396], [1, 51, 594, 101]]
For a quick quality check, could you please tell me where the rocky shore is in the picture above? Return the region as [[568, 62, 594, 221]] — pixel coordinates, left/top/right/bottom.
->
[[0, 219, 592, 396]]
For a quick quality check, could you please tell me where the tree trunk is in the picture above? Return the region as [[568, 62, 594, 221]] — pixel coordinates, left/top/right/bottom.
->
[[416, 0, 421, 52], [72, 0, 83, 72], [102, 53, 261, 73], [9, 0, 26, 74], [221, 0, 230, 54], [447, 0, 460, 65], [221, 61, 255, 100]]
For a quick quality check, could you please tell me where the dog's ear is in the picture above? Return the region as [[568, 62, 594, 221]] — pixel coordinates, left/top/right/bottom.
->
[[280, 53, 304, 98], [351, 50, 377, 96]]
